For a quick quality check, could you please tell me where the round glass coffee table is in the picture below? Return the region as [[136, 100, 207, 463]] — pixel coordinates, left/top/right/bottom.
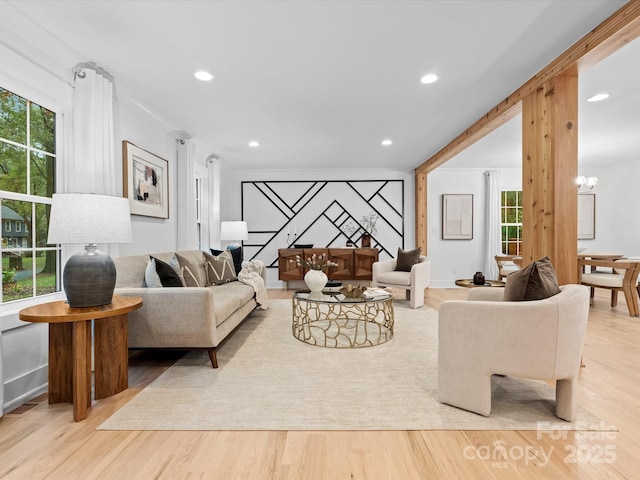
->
[[292, 290, 394, 348]]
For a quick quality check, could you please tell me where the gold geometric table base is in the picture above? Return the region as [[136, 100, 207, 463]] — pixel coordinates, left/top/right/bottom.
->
[[292, 292, 394, 348]]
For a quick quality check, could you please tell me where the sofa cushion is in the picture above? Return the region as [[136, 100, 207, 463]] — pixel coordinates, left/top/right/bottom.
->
[[395, 247, 421, 272], [175, 251, 207, 287], [212, 247, 242, 275], [504, 256, 560, 301], [144, 258, 163, 288], [209, 282, 256, 326], [204, 251, 237, 285], [176, 252, 207, 287], [150, 255, 183, 287], [376, 271, 411, 286]]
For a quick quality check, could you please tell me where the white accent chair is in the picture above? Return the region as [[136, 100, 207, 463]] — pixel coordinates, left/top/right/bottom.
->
[[438, 284, 589, 421], [371, 256, 431, 308]]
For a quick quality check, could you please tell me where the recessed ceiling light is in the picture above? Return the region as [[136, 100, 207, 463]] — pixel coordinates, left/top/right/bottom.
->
[[420, 73, 438, 84], [587, 93, 609, 102], [249, 141, 259, 148], [381, 139, 393, 146], [194, 71, 214, 81]]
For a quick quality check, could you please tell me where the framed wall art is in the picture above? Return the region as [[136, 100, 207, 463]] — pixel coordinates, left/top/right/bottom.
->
[[442, 194, 473, 240], [123, 141, 169, 219], [577, 193, 595, 240]]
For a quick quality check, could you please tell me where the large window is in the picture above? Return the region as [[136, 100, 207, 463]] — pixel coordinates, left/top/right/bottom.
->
[[501, 190, 522, 255], [1, 86, 59, 303]]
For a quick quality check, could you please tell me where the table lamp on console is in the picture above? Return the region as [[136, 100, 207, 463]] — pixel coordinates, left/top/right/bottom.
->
[[47, 193, 133, 308]]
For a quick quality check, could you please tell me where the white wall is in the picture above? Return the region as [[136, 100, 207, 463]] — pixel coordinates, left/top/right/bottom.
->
[[428, 168, 521, 287], [220, 167, 414, 288], [0, 30, 191, 411], [577, 160, 640, 256]]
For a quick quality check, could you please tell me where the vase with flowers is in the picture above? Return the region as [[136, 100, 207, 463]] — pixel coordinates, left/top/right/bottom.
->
[[296, 253, 338, 295]]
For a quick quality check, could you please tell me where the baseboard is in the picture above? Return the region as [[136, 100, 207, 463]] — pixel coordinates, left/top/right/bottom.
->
[[3, 364, 48, 413]]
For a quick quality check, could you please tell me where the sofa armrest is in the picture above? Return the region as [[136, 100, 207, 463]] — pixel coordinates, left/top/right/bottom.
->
[[408, 256, 431, 289], [467, 288, 505, 302], [115, 287, 219, 347]]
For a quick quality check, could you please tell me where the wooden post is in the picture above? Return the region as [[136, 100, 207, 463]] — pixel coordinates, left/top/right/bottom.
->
[[415, 171, 427, 255], [521, 66, 578, 285]]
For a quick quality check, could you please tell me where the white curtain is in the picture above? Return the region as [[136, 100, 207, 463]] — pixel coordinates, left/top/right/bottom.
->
[[176, 140, 198, 250], [70, 62, 118, 255], [483, 170, 501, 280]]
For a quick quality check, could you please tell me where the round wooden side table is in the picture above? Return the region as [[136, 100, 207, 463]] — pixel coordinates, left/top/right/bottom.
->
[[455, 278, 506, 288], [19, 295, 142, 422]]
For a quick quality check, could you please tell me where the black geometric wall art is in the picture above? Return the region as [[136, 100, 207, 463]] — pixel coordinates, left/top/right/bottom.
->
[[241, 180, 404, 269]]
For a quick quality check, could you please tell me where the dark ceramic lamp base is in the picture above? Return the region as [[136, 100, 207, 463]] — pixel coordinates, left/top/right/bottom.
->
[[63, 244, 116, 308]]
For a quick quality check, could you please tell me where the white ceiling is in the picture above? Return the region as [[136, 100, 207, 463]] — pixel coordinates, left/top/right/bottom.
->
[[4, 0, 630, 172], [445, 33, 640, 169]]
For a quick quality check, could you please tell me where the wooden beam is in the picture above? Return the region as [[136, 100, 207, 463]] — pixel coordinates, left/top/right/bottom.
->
[[521, 67, 578, 285], [415, 1, 640, 175], [415, 171, 427, 255]]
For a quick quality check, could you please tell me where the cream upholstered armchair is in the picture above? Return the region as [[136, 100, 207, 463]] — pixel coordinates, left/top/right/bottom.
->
[[371, 255, 431, 308], [438, 284, 589, 421]]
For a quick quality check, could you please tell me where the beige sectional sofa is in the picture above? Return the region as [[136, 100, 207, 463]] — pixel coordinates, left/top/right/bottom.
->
[[113, 250, 263, 368]]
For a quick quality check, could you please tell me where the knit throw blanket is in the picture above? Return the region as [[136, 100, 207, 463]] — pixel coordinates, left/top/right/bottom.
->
[[238, 259, 268, 309]]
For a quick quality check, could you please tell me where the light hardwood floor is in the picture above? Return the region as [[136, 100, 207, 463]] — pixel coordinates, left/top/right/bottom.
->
[[0, 287, 638, 479]]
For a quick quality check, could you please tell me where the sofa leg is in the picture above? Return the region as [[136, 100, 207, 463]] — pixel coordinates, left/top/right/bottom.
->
[[208, 349, 219, 368]]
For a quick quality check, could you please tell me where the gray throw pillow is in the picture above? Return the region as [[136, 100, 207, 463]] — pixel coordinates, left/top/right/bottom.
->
[[503, 256, 561, 301], [176, 253, 207, 287], [394, 247, 421, 272], [204, 251, 237, 285]]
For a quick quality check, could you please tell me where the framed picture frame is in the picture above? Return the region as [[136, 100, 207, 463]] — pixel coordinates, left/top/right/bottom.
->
[[123, 141, 169, 219], [578, 193, 595, 240], [442, 194, 473, 240]]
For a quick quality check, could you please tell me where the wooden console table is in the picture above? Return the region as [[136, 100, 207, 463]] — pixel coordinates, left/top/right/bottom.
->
[[278, 247, 379, 284], [19, 295, 143, 421]]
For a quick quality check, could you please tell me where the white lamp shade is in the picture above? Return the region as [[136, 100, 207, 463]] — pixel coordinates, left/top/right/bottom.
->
[[220, 221, 248, 241], [47, 193, 133, 244]]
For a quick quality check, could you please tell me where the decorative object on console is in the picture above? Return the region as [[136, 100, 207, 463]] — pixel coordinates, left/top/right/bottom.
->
[[473, 271, 486, 286], [47, 193, 133, 308]]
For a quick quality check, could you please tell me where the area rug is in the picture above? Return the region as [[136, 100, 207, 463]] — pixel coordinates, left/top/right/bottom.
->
[[99, 299, 604, 431]]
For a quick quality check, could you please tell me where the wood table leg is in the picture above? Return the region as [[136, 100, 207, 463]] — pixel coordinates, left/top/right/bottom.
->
[[94, 313, 129, 399], [72, 320, 92, 422], [48, 323, 73, 404]]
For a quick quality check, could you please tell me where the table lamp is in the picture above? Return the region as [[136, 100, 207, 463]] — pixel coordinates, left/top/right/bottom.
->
[[47, 193, 133, 307], [220, 221, 248, 269], [220, 221, 248, 247]]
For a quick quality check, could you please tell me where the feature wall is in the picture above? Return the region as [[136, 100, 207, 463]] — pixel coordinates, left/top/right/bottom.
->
[[221, 168, 414, 288]]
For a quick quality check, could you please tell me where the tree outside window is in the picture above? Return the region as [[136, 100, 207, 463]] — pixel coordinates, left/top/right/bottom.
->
[[501, 190, 522, 255], [0, 86, 59, 303]]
